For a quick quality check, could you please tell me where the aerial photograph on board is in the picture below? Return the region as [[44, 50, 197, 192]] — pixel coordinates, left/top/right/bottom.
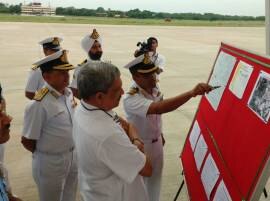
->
[[0, 0, 269, 201]]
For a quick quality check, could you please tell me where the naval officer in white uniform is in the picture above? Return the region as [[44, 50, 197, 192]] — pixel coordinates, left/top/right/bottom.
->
[[123, 53, 213, 201], [22, 50, 78, 201], [25, 37, 63, 100], [70, 28, 103, 98]]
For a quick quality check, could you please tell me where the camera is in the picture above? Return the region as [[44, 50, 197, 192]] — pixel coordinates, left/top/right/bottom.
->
[[134, 41, 151, 57]]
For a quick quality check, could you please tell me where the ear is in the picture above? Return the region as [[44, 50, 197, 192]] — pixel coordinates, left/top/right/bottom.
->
[[132, 73, 140, 81], [42, 72, 50, 82], [95, 92, 104, 104]]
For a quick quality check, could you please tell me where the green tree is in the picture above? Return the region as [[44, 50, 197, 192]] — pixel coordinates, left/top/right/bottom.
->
[[96, 7, 105, 13], [0, 2, 9, 13], [9, 5, 21, 13]]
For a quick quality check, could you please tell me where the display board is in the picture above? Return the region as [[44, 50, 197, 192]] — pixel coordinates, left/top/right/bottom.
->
[[180, 43, 270, 201]]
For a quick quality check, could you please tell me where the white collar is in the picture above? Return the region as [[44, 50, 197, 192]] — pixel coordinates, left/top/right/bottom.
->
[[45, 83, 70, 99], [81, 100, 115, 118], [132, 82, 160, 98]]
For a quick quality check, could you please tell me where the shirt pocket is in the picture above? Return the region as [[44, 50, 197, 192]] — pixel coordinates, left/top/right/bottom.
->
[[47, 103, 71, 127]]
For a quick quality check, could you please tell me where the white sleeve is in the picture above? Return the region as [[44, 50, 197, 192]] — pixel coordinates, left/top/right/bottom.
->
[[22, 101, 46, 140], [25, 70, 40, 93], [70, 67, 80, 89], [156, 54, 166, 70], [123, 94, 153, 117], [98, 132, 146, 184]]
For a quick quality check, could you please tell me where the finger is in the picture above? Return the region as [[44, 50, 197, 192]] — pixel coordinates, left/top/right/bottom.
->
[[202, 84, 212, 92]]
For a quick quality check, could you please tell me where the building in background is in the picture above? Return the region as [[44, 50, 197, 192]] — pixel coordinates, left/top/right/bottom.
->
[[21, 2, 55, 16]]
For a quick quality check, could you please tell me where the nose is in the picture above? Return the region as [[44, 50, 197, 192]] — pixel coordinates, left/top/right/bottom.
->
[[98, 46, 102, 52], [62, 71, 70, 80]]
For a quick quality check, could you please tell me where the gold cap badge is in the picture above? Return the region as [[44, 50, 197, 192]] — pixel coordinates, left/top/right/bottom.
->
[[60, 50, 68, 63], [143, 53, 151, 64], [90, 29, 100, 40], [52, 37, 60, 46]]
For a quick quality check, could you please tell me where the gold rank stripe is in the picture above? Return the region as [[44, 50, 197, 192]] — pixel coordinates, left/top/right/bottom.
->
[[137, 66, 158, 74], [127, 87, 139, 95], [31, 65, 39, 70], [78, 59, 87, 66], [53, 64, 75, 70], [33, 87, 49, 101]]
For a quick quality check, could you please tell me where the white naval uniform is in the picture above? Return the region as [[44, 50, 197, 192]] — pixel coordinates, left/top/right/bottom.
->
[[22, 84, 78, 201], [123, 84, 163, 201], [70, 59, 92, 90], [151, 52, 165, 72], [73, 100, 149, 201], [151, 52, 166, 85], [25, 68, 45, 93]]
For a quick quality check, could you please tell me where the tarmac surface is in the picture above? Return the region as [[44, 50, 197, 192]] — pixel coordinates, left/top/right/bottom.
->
[[0, 22, 269, 201]]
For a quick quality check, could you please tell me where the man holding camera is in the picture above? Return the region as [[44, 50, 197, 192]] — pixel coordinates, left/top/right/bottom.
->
[[21, 50, 78, 201], [25, 37, 63, 100], [134, 37, 165, 75]]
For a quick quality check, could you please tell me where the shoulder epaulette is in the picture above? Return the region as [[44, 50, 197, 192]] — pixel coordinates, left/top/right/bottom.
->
[[78, 59, 87, 66], [33, 87, 49, 101], [127, 87, 139, 95], [31, 65, 39, 70]]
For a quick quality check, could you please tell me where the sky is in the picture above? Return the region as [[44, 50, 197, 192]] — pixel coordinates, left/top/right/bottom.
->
[[2, 0, 265, 16]]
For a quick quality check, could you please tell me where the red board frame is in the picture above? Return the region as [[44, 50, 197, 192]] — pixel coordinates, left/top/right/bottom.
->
[[180, 43, 270, 201]]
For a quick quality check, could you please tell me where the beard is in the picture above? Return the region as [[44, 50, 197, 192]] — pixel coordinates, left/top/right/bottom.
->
[[89, 51, 103, 60]]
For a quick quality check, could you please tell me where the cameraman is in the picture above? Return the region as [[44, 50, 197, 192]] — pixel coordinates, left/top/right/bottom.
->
[[147, 37, 165, 74], [134, 37, 165, 75]]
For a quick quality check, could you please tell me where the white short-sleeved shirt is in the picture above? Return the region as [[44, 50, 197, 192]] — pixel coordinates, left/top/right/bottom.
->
[[123, 84, 163, 141], [25, 68, 45, 93], [70, 62, 85, 89], [73, 100, 148, 201], [22, 84, 75, 153], [151, 53, 165, 71], [70, 59, 107, 89], [70, 59, 93, 89]]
